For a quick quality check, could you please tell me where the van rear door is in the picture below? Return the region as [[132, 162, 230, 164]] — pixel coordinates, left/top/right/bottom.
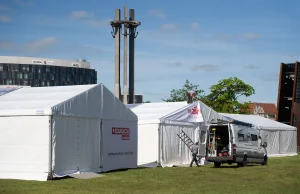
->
[[199, 124, 208, 157]]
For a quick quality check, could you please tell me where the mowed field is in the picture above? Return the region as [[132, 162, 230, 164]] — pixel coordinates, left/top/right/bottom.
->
[[0, 155, 300, 194]]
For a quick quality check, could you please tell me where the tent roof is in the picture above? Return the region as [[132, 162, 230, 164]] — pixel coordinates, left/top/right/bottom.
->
[[220, 113, 296, 131], [127, 101, 188, 124], [0, 84, 137, 121]]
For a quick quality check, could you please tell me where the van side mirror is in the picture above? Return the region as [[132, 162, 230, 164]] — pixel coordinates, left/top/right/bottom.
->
[[262, 142, 267, 148]]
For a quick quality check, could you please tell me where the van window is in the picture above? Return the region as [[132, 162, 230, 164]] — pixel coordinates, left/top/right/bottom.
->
[[251, 134, 258, 146], [251, 134, 258, 141], [238, 133, 245, 142], [200, 130, 206, 144]]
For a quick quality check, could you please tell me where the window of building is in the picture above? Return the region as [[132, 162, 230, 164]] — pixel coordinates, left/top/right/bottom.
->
[[21, 65, 29, 72], [6, 79, 12, 85], [17, 72, 23, 79], [0, 64, 3, 71]]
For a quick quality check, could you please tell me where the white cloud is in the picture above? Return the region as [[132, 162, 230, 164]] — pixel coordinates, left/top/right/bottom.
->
[[13, 0, 34, 7], [159, 24, 179, 32], [87, 18, 110, 27], [0, 5, 8, 11], [69, 10, 94, 20], [25, 37, 59, 51], [190, 64, 218, 72], [167, 62, 184, 67], [0, 40, 13, 48], [148, 9, 167, 19], [0, 15, 12, 22], [245, 65, 260, 70], [237, 33, 260, 41], [190, 22, 201, 32]]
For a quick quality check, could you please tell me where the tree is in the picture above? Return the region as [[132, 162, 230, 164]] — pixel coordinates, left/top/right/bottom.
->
[[162, 79, 205, 102], [143, 101, 151, 103], [203, 77, 255, 114]]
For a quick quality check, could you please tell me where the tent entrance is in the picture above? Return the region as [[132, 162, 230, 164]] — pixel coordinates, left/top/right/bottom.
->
[[208, 125, 230, 157]]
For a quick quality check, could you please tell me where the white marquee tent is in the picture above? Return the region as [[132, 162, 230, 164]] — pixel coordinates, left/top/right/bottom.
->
[[220, 113, 297, 157], [0, 84, 138, 181], [128, 101, 224, 167]]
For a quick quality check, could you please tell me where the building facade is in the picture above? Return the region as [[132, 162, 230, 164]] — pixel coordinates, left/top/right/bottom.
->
[[250, 103, 277, 120], [0, 56, 97, 87], [276, 61, 300, 151]]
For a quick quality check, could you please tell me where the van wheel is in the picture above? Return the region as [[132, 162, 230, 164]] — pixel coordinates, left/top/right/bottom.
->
[[262, 156, 268, 166], [242, 156, 248, 167], [214, 162, 221, 168]]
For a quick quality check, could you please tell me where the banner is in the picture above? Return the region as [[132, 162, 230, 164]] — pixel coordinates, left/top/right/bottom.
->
[[160, 101, 204, 123]]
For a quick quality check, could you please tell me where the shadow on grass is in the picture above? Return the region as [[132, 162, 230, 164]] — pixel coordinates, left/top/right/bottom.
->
[[48, 166, 152, 181], [210, 163, 263, 169]]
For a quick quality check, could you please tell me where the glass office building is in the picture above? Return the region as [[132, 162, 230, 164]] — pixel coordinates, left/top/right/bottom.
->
[[0, 56, 97, 87]]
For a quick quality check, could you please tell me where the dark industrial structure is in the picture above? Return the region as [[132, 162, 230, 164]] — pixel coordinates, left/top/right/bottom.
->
[[110, 6, 141, 104], [276, 61, 300, 151]]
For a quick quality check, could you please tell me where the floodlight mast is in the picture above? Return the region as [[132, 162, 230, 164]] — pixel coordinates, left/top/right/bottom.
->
[[110, 7, 141, 104]]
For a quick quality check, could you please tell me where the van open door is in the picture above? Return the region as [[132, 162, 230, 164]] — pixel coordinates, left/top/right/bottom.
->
[[199, 124, 208, 157]]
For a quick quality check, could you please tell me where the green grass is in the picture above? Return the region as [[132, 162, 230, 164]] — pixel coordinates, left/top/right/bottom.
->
[[1, 155, 300, 194]]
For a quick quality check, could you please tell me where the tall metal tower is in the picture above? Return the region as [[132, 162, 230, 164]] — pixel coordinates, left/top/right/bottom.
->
[[110, 6, 141, 104]]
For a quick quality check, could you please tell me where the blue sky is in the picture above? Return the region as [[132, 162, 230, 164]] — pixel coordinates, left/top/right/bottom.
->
[[0, 0, 299, 103]]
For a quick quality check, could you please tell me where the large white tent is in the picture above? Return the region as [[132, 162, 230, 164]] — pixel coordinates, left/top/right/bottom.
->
[[0, 84, 138, 181], [128, 101, 224, 167], [220, 113, 297, 157]]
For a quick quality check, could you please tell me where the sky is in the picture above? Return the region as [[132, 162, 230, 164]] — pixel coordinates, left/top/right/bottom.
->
[[0, 0, 299, 103]]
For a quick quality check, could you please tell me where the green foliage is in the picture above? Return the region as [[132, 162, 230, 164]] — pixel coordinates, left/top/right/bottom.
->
[[163, 77, 255, 114], [204, 77, 255, 114], [162, 79, 205, 102], [143, 101, 151, 103]]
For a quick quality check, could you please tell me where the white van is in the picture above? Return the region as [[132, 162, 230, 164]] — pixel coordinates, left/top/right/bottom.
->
[[198, 122, 268, 167]]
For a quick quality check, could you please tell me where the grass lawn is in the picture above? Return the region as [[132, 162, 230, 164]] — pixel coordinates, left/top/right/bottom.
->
[[0, 155, 300, 194]]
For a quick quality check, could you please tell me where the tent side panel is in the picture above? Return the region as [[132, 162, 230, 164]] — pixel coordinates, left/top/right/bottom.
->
[[78, 118, 101, 172], [52, 116, 102, 177], [138, 123, 159, 166], [0, 116, 50, 181], [262, 130, 280, 155], [101, 120, 137, 172], [52, 85, 102, 119], [279, 130, 297, 154], [160, 122, 198, 166], [52, 116, 79, 177]]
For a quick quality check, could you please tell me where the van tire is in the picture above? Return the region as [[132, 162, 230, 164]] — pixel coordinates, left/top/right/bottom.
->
[[214, 162, 221, 168], [262, 156, 268, 166], [242, 156, 248, 167]]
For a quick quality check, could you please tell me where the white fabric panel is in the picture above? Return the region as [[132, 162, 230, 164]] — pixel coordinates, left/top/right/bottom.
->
[[101, 120, 137, 172], [160, 122, 198, 166], [137, 124, 159, 166], [161, 101, 224, 123], [128, 102, 188, 124], [78, 118, 101, 172], [0, 85, 96, 116], [161, 102, 204, 122], [221, 113, 296, 131], [263, 131, 280, 155], [52, 116, 79, 177], [0, 116, 50, 181], [279, 131, 297, 154], [52, 84, 137, 121], [101, 86, 138, 121], [0, 84, 137, 122], [52, 116, 102, 177]]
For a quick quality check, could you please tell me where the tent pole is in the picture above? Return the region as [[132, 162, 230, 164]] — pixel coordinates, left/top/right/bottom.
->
[[48, 115, 53, 180], [100, 119, 103, 169], [158, 125, 161, 166]]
